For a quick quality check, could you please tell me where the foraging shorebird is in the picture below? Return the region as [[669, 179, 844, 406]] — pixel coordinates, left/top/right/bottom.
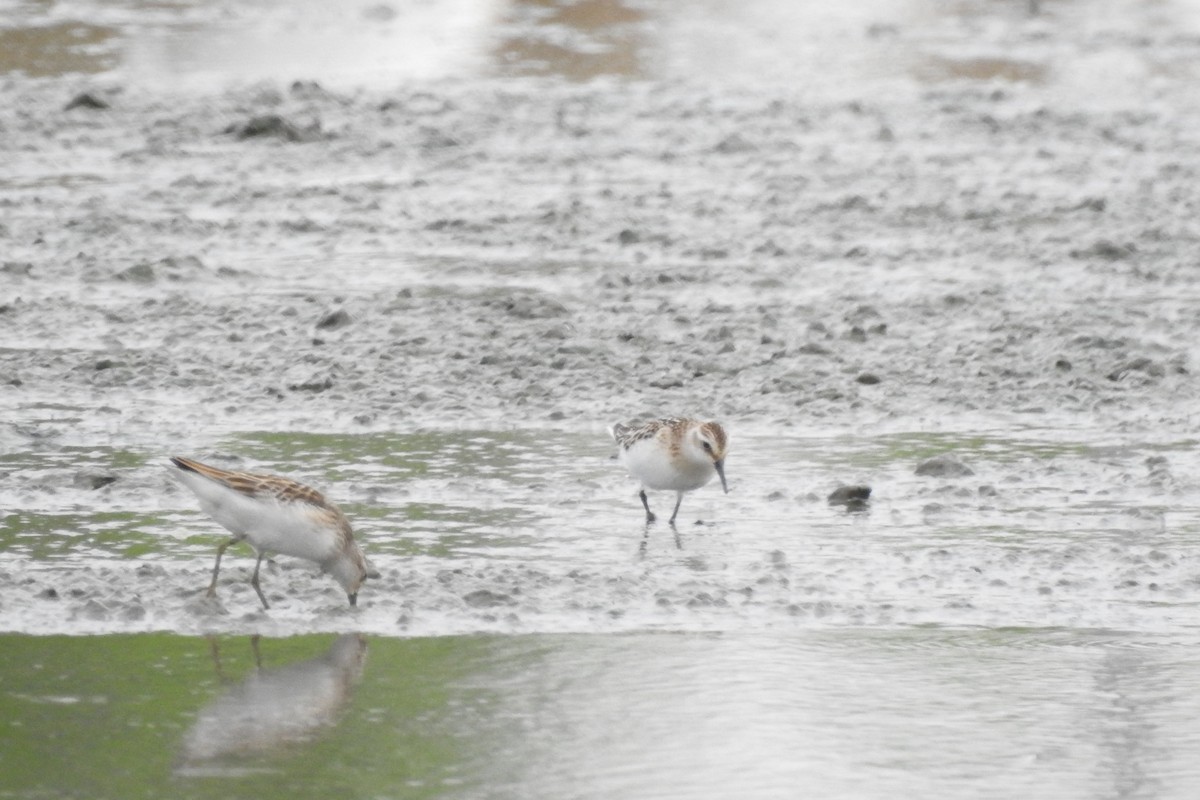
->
[[169, 456, 378, 609], [609, 417, 730, 526]]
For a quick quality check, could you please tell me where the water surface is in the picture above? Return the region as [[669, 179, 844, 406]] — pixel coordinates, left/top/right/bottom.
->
[[4, 629, 1200, 799]]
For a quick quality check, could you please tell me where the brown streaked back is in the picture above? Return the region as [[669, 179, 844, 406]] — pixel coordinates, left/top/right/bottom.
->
[[170, 456, 334, 510]]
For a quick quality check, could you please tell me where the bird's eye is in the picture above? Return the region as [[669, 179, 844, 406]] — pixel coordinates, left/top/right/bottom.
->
[[702, 442, 712, 452]]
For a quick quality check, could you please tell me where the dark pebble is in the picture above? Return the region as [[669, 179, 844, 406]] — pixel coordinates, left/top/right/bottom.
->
[[73, 470, 118, 490], [316, 309, 353, 330], [228, 114, 319, 142], [828, 484, 871, 510], [1070, 239, 1136, 261], [64, 92, 109, 111]]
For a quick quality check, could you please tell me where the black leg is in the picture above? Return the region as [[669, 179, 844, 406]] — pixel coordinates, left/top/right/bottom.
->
[[668, 492, 684, 527], [640, 490, 656, 524], [250, 551, 270, 610], [207, 537, 239, 598]]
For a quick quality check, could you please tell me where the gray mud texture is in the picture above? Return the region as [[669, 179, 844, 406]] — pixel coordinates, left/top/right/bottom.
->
[[2, 69, 1197, 441]]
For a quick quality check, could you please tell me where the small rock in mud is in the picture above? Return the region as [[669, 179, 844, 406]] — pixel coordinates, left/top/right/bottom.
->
[[1107, 357, 1164, 381], [463, 589, 515, 608], [855, 372, 881, 385], [284, 366, 335, 392], [915, 455, 975, 478], [2, 262, 33, 277], [227, 114, 320, 142], [121, 603, 146, 621], [73, 470, 118, 490], [316, 309, 353, 330], [1146, 456, 1173, 488], [115, 262, 156, 283], [64, 91, 109, 111], [38, 588, 59, 600], [183, 595, 229, 617], [76, 599, 111, 621], [713, 132, 756, 154], [828, 484, 871, 510], [489, 291, 568, 320], [109, 256, 206, 283], [1070, 239, 1136, 261]]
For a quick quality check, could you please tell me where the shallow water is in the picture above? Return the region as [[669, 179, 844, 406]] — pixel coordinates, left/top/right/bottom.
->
[[5, 0, 1200, 94], [5, 629, 1200, 800]]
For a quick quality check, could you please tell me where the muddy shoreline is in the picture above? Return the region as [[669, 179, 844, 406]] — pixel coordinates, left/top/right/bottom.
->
[[2, 72, 1197, 446]]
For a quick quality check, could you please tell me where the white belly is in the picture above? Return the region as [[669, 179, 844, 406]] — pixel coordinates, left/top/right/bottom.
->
[[178, 472, 340, 564], [619, 439, 714, 492]]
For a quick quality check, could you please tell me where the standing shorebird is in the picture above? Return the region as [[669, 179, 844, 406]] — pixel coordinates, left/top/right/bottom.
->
[[609, 417, 730, 526], [169, 456, 378, 609]]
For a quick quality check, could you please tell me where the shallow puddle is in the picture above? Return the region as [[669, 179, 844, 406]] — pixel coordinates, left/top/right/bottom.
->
[[4, 0, 1199, 93], [3, 629, 1200, 799]]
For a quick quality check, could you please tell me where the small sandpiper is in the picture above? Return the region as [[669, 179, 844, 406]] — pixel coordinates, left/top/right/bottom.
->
[[609, 417, 730, 526], [169, 456, 378, 609]]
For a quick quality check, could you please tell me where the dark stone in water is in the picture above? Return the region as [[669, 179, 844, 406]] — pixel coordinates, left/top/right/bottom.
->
[[73, 470, 118, 490], [828, 484, 871, 510]]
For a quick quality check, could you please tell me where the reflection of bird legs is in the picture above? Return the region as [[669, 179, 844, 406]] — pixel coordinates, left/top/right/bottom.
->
[[637, 525, 684, 555], [206, 635, 265, 681], [206, 635, 231, 683]]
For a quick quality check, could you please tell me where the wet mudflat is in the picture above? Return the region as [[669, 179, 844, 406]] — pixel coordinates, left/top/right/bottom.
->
[[5, 0, 1200, 797]]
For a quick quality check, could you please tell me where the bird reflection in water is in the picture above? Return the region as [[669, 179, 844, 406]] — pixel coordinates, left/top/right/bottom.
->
[[176, 634, 368, 777]]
